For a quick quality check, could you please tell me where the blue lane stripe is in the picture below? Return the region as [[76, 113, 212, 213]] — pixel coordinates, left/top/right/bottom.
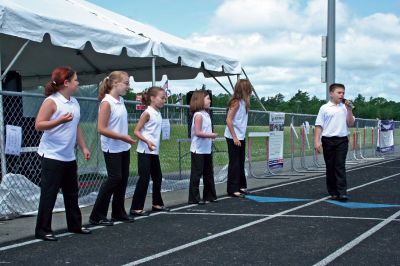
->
[[245, 195, 311, 203], [325, 200, 400, 209], [245, 195, 400, 209]]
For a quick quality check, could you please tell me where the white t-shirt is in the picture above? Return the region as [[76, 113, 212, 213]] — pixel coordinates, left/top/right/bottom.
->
[[37, 92, 80, 161], [224, 99, 248, 140], [190, 111, 212, 154], [100, 94, 131, 153], [315, 101, 354, 137], [136, 106, 162, 155]]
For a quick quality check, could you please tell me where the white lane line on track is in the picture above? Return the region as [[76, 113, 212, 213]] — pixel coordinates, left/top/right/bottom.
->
[[122, 171, 400, 266], [313, 209, 400, 266], [0, 158, 398, 252], [167, 212, 400, 222]]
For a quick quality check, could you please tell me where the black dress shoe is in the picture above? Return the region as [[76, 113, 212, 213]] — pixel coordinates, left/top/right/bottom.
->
[[240, 189, 250, 195], [329, 195, 339, 200], [188, 200, 205, 205], [229, 192, 245, 198], [69, 227, 92, 234], [129, 210, 150, 216], [152, 206, 170, 212], [89, 219, 114, 226], [338, 195, 348, 202], [36, 233, 58, 241], [112, 215, 135, 223]]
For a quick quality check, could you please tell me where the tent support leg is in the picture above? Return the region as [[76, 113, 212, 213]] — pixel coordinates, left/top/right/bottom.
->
[[227, 75, 235, 90], [152, 56, 156, 86], [205, 69, 231, 95], [0, 47, 7, 181], [0, 40, 30, 81], [241, 67, 267, 112]]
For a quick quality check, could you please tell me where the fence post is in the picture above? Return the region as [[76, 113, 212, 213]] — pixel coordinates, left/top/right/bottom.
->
[[0, 49, 7, 181]]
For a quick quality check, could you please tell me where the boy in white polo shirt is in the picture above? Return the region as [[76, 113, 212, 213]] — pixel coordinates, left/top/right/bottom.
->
[[314, 83, 355, 201]]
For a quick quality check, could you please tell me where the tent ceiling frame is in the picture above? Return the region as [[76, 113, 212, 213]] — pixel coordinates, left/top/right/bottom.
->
[[76, 50, 101, 74], [205, 69, 232, 96], [227, 75, 235, 91]]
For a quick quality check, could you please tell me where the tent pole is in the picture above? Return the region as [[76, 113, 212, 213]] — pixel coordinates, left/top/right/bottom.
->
[[0, 46, 7, 180], [152, 56, 156, 86], [205, 69, 232, 95], [227, 75, 235, 90], [0, 40, 30, 81], [241, 67, 267, 112]]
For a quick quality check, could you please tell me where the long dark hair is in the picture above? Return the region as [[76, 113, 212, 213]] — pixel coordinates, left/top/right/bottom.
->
[[227, 79, 252, 112]]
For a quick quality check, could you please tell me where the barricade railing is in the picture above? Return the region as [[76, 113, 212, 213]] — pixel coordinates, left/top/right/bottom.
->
[[299, 124, 325, 172], [247, 132, 291, 179], [176, 137, 227, 180], [288, 117, 319, 174]]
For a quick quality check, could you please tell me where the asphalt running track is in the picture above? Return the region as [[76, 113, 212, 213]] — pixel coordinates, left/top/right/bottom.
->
[[1, 158, 400, 265]]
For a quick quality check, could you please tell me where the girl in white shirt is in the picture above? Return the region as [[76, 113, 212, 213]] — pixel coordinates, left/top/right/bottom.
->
[[188, 91, 218, 204], [89, 71, 136, 226], [35, 66, 91, 241], [130, 87, 169, 216], [225, 79, 252, 197]]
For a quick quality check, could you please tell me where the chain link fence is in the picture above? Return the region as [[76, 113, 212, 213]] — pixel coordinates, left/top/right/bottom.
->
[[1, 90, 399, 219]]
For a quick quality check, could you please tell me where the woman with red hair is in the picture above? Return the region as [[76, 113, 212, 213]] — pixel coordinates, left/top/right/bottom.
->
[[35, 66, 91, 241]]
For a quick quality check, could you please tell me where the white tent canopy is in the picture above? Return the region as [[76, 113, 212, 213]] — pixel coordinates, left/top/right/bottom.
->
[[0, 0, 241, 87]]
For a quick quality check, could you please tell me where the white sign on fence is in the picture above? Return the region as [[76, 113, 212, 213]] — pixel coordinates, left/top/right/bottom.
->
[[5, 125, 22, 156], [161, 119, 171, 140], [268, 113, 285, 169]]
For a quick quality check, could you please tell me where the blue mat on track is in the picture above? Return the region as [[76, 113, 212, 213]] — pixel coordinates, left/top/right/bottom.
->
[[245, 195, 400, 209], [326, 200, 400, 209], [245, 195, 311, 203]]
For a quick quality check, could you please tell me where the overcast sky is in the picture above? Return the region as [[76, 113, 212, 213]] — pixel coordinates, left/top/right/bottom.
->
[[88, 0, 400, 102]]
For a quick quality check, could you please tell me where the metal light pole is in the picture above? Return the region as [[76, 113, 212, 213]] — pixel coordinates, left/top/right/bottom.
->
[[326, 0, 336, 100]]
